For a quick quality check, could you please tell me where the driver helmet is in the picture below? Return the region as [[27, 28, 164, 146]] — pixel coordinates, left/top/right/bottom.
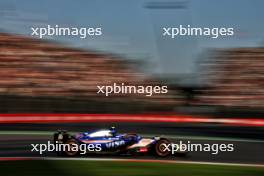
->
[[110, 126, 117, 136]]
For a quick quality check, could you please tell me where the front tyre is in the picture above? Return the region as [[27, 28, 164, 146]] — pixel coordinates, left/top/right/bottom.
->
[[154, 139, 171, 157]]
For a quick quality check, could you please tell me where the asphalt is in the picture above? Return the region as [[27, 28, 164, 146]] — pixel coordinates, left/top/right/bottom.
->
[[0, 122, 263, 164]]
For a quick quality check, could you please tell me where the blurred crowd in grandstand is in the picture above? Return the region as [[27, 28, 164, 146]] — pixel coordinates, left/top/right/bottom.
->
[[0, 33, 183, 112], [198, 48, 264, 108], [0, 33, 263, 113]]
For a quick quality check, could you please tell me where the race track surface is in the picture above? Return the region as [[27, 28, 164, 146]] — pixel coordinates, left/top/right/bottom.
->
[[0, 122, 263, 164]]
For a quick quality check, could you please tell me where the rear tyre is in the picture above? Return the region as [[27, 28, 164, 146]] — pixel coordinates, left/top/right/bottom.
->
[[64, 139, 80, 156], [154, 139, 171, 157]]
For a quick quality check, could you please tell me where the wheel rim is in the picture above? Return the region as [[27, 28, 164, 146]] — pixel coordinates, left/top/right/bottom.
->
[[65, 141, 78, 156], [156, 140, 170, 157]]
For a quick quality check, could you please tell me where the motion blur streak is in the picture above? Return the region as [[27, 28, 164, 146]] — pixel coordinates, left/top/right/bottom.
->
[[0, 157, 33, 161], [1, 157, 264, 167], [0, 114, 264, 126]]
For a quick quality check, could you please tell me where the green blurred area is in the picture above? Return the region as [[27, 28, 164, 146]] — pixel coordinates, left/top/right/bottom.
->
[[0, 160, 264, 176]]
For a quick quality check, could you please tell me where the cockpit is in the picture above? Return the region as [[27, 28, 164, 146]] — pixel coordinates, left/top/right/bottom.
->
[[88, 130, 113, 137]]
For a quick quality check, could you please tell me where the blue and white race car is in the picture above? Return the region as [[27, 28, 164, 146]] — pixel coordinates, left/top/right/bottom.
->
[[53, 127, 177, 157]]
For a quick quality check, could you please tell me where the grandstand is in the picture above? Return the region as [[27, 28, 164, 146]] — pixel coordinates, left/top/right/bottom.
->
[[198, 48, 264, 109], [0, 33, 182, 112]]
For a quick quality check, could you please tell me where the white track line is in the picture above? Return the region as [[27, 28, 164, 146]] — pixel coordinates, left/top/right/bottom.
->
[[40, 157, 264, 167], [0, 131, 263, 143], [143, 134, 264, 143]]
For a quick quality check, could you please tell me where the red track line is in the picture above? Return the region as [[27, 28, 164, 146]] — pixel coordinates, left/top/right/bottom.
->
[[0, 157, 33, 161], [0, 114, 263, 126]]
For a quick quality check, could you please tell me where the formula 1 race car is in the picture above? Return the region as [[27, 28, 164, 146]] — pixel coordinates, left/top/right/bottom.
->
[[53, 127, 185, 157]]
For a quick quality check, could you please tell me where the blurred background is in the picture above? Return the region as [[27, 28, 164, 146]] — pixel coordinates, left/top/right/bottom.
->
[[0, 0, 264, 175], [0, 0, 263, 115]]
